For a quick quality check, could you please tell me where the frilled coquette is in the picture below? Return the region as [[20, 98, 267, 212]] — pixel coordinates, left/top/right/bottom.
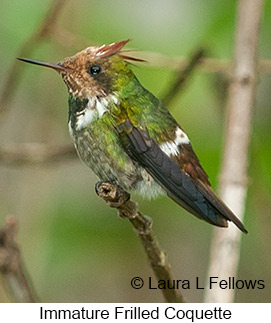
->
[[18, 40, 247, 233]]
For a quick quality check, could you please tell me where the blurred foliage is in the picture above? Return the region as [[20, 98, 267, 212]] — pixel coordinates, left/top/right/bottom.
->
[[0, 0, 270, 302]]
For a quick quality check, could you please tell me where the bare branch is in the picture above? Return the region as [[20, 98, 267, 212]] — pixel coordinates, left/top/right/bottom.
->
[[161, 48, 206, 106], [0, 143, 76, 166], [96, 182, 185, 303], [204, 0, 264, 303], [0, 216, 38, 302], [2, 0, 271, 120], [0, 0, 67, 116], [138, 52, 271, 75]]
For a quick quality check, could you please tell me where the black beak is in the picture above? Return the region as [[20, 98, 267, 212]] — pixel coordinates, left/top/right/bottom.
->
[[17, 58, 67, 72]]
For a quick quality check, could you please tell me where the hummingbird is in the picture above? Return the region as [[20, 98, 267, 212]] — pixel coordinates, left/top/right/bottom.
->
[[18, 40, 247, 233]]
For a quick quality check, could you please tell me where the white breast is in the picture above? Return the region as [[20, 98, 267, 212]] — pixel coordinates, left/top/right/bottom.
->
[[75, 108, 96, 131], [71, 94, 119, 132]]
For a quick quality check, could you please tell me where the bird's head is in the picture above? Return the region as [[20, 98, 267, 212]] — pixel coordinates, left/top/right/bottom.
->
[[18, 40, 144, 101]]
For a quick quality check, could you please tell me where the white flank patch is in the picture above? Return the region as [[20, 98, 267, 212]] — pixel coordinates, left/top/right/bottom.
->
[[160, 141, 179, 156], [175, 127, 190, 145], [160, 127, 190, 157]]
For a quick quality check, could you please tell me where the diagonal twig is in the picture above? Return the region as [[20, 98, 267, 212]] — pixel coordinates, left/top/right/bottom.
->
[[161, 48, 206, 106], [138, 52, 271, 74], [0, 0, 67, 116], [95, 181, 185, 303], [0, 216, 38, 302]]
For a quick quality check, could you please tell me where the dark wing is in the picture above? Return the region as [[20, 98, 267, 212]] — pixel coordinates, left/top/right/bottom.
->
[[118, 118, 247, 233], [173, 142, 211, 186]]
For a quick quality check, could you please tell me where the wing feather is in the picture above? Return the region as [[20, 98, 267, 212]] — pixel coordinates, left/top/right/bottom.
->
[[119, 118, 247, 233]]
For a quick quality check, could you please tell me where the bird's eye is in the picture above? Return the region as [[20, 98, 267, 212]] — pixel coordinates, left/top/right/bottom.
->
[[87, 65, 101, 76]]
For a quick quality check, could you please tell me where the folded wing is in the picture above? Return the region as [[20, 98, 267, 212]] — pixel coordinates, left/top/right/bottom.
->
[[118, 118, 247, 233]]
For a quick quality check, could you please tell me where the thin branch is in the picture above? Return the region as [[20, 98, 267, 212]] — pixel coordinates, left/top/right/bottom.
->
[[39, 26, 271, 75], [95, 181, 185, 303], [2, 4, 271, 119], [138, 52, 271, 75], [0, 216, 38, 302], [0, 143, 76, 166], [161, 48, 206, 106], [204, 0, 264, 303], [0, 0, 67, 116]]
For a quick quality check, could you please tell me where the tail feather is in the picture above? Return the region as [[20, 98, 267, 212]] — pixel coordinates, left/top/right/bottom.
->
[[195, 182, 248, 233]]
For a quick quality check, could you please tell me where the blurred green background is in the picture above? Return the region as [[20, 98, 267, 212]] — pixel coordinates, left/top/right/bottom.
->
[[0, 0, 270, 302]]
